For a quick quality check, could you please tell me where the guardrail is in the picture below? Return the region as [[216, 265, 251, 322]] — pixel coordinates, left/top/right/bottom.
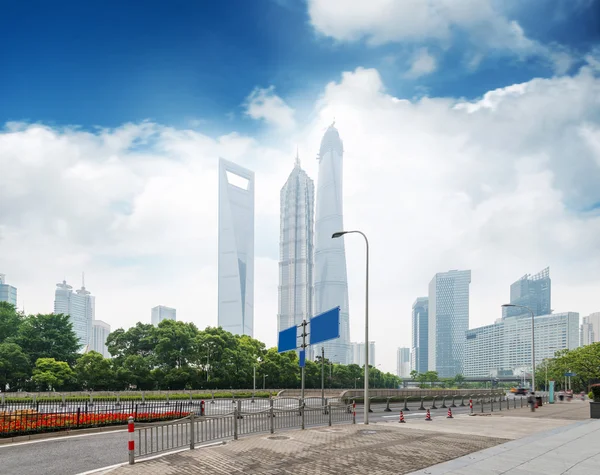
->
[[130, 402, 355, 464]]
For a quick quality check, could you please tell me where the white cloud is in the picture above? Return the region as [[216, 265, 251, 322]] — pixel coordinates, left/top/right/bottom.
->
[[405, 48, 437, 78], [244, 85, 296, 130], [2, 64, 600, 374]]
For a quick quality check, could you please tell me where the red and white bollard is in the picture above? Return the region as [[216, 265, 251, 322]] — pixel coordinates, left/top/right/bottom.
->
[[425, 409, 432, 421], [399, 410, 406, 423], [469, 399, 473, 414], [128, 416, 135, 465], [200, 400, 205, 416]]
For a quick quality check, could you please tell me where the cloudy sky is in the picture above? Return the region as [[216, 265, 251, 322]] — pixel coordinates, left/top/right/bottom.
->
[[1, 0, 599, 373]]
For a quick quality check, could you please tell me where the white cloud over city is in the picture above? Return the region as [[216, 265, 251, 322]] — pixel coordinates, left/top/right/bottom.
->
[[2, 58, 600, 372]]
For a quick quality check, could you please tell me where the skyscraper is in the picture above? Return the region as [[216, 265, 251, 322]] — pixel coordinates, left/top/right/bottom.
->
[[0, 274, 17, 306], [54, 279, 94, 350], [428, 269, 471, 378], [581, 312, 600, 345], [151, 305, 177, 326], [411, 297, 428, 374], [278, 153, 315, 345], [503, 267, 551, 318], [313, 124, 350, 364], [92, 320, 111, 357], [351, 341, 375, 366], [397, 347, 411, 378], [218, 158, 255, 337]]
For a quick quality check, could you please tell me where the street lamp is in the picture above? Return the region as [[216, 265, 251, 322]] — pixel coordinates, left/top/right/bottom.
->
[[502, 304, 536, 391], [332, 230, 369, 424]]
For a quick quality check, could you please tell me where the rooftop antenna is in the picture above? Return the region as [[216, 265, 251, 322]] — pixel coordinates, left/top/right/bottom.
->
[[295, 146, 300, 167], [82, 272, 85, 289]]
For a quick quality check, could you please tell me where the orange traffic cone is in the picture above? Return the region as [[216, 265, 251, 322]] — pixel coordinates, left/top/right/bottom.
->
[[399, 410, 406, 423], [447, 408, 453, 419], [425, 409, 432, 421]]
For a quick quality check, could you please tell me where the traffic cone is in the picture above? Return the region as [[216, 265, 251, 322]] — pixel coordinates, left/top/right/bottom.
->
[[425, 409, 432, 421], [399, 410, 406, 423], [447, 408, 453, 419]]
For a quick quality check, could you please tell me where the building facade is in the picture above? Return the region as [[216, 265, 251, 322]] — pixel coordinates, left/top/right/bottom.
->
[[411, 297, 428, 374], [313, 124, 351, 364], [581, 312, 600, 346], [277, 154, 315, 351], [0, 274, 17, 306], [464, 312, 580, 378], [503, 267, 551, 318], [54, 280, 94, 350], [397, 347, 411, 378], [92, 320, 111, 357], [428, 269, 471, 378], [351, 341, 375, 367], [218, 158, 255, 337], [151, 305, 177, 326]]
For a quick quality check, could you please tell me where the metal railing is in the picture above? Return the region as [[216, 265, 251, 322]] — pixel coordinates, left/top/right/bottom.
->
[[131, 402, 354, 463]]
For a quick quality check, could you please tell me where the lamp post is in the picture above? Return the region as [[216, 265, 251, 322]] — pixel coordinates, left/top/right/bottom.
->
[[263, 374, 268, 390], [502, 304, 535, 391], [332, 230, 369, 424]]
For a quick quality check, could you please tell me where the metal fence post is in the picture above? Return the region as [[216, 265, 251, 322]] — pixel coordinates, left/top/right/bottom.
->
[[521, 397, 523, 408], [128, 416, 135, 465], [328, 403, 332, 426], [499, 396, 502, 411], [234, 409, 238, 440], [270, 405, 274, 433], [491, 398, 494, 412], [190, 411, 195, 450], [352, 402, 356, 424], [480, 399, 484, 413], [301, 401, 305, 430]]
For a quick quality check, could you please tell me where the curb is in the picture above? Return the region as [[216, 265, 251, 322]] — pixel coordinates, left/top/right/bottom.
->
[[0, 424, 128, 445]]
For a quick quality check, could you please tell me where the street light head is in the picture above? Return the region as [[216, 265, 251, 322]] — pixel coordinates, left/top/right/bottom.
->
[[332, 231, 346, 239]]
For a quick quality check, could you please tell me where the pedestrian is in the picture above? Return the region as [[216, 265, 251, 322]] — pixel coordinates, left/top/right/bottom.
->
[[528, 391, 536, 412]]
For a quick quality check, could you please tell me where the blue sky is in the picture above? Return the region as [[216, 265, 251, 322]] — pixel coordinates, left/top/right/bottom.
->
[[1, 0, 598, 135]]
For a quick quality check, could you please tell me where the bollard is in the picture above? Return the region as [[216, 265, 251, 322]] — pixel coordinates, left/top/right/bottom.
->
[[301, 402, 305, 430], [189, 411, 195, 450], [481, 399, 484, 413], [403, 397, 410, 411], [451, 395, 457, 408], [469, 399, 473, 414], [425, 408, 432, 421], [328, 403, 332, 426], [507, 397, 509, 410], [384, 397, 392, 412], [128, 416, 135, 465], [514, 397, 516, 409], [200, 400, 205, 416], [441, 396, 447, 409], [431, 396, 438, 409], [368, 397, 373, 413], [491, 398, 494, 412], [234, 407, 238, 440], [419, 397, 426, 410], [353, 402, 356, 424], [520, 397, 523, 408], [447, 407, 453, 419], [460, 396, 465, 407], [399, 410, 406, 423]]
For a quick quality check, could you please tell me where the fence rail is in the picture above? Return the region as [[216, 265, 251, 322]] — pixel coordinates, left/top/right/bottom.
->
[[132, 402, 355, 463]]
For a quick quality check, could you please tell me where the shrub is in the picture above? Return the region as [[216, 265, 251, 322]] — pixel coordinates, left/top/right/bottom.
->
[[591, 385, 600, 403]]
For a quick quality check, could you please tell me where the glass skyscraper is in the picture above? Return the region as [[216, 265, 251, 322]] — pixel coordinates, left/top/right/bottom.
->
[[278, 153, 314, 351], [151, 305, 177, 326], [503, 267, 551, 318], [411, 297, 428, 374], [428, 269, 471, 378], [92, 319, 111, 357], [54, 279, 94, 350], [0, 274, 17, 306], [313, 124, 351, 364], [218, 158, 255, 337], [397, 347, 411, 378]]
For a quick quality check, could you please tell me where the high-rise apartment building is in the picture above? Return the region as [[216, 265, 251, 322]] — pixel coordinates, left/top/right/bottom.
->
[[464, 312, 580, 378], [151, 305, 177, 326], [218, 158, 255, 337], [54, 279, 94, 350], [411, 297, 428, 373], [351, 341, 375, 367], [397, 347, 411, 378], [0, 274, 17, 306], [278, 153, 315, 346], [313, 124, 351, 364], [581, 312, 600, 346], [92, 320, 111, 357], [428, 269, 471, 378], [503, 267, 551, 318]]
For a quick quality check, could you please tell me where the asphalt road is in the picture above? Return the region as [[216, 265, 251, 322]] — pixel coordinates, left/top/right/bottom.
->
[[1, 397, 524, 475]]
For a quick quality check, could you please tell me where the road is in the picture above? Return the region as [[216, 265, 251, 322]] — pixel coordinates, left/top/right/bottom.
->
[[1, 397, 523, 475]]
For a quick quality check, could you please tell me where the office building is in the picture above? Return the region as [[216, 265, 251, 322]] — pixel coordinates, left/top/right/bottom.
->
[[581, 312, 600, 346], [151, 305, 177, 326], [397, 347, 411, 378], [218, 158, 255, 337], [277, 152, 315, 345], [313, 124, 351, 364], [464, 312, 580, 378], [92, 320, 111, 357], [503, 267, 551, 318], [428, 269, 471, 378], [411, 297, 428, 373], [351, 341, 375, 367], [54, 279, 94, 350], [0, 274, 17, 306]]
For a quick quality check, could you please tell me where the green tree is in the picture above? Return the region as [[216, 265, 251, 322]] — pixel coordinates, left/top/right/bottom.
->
[[0, 343, 30, 391], [74, 351, 115, 390], [106, 323, 158, 362], [453, 374, 466, 388], [114, 355, 155, 390], [32, 358, 75, 391], [0, 302, 22, 343], [154, 320, 200, 369], [15, 313, 80, 365]]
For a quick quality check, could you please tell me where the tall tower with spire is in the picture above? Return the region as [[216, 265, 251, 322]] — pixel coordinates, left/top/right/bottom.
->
[[313, 124, 351, 364], [278, 150, 315, 353]]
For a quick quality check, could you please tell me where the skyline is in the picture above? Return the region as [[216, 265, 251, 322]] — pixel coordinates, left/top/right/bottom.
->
[[1, 1, 600, 374]]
